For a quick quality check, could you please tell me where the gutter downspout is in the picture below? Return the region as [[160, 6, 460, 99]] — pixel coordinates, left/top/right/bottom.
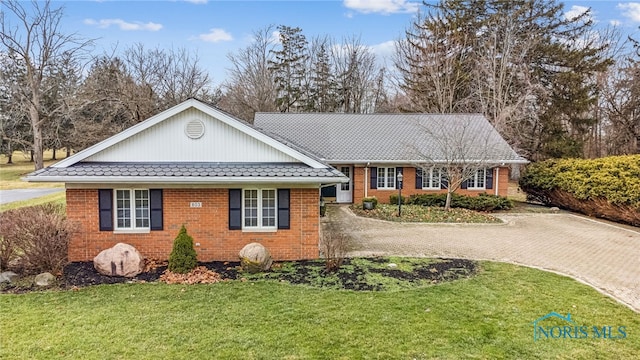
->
[[364, 166, 369, 199], [495, 167, 499, 196]]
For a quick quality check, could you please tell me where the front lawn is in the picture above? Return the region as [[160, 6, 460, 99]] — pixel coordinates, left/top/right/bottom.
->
[[0, 150, 66, 190], [1, 261, 638, 359], [351, 203, 502, 223]]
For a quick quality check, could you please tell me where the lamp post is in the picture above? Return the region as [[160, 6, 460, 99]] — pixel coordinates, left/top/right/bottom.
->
[[397, 172, 403, 217]]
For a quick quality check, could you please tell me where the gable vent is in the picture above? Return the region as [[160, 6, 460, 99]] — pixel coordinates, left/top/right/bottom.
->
[[185, 119, 205, 139]]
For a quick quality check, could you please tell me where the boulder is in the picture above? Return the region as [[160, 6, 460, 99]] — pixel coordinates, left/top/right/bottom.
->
[[239, 243, 272, 273], [0, 271, 18, 283], [35, 272, 55, 286], [94, 243, 144, 278]]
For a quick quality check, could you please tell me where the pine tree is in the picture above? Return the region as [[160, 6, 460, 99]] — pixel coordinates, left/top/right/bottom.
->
[[268, 25, 309, 112], [395, 0, 612, 160]]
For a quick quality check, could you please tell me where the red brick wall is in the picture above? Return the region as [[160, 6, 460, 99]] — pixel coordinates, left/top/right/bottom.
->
[[66, 188, 320, 262], [352, 166, 511, 204]]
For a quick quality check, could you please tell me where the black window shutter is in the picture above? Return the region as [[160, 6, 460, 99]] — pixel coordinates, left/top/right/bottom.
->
[[486, 168, 494, 189], [396, 167, 403, 189], [229, 189, 242, 230], [370, 167, 377, 189], [415, 168, 423, 189], [149, 189, 163, 230], [461, 179, 468, 189], [441, 173, 448, 189], [98, 189, 113, 231], [278, 189, 290, 229]]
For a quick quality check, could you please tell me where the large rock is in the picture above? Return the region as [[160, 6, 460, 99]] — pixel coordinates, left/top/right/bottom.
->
[[0, 271, 18, 283], [94, 243, 144, 278], [239, 243, 272, 273], [35, 272, 55, 286]]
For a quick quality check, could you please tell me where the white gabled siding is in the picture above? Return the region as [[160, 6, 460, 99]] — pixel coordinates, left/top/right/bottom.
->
[[85, 108, 298, 163]]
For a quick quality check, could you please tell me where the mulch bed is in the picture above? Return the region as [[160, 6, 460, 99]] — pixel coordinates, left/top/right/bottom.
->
[[2, 258, 477, 293]]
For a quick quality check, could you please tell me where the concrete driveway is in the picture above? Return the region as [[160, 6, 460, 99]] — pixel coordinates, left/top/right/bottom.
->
[[325, 206, 640, 312]]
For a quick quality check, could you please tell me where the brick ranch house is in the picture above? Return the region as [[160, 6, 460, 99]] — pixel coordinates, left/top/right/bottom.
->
[[25, 99, 347, 262], [254, 113, 528, 204], [26, 99, 527, 263]]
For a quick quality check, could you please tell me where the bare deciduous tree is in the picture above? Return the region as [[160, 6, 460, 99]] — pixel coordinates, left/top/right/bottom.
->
[[0, 0, 92, 169], [410, 116, 506, 209], [124, 44, 214, 108], [332, 36, 380, 113], [220, 25, 278, 122]]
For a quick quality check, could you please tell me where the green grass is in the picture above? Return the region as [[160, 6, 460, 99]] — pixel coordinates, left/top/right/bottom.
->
[[1, 262, 638, 359], [242, 257, 476, 291], [351, 203, 502, 223], [0, 150, 66, 190], [0, 191, 66, 212]]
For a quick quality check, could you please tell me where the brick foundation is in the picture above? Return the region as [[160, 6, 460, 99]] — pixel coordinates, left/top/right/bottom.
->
[[66, 188, 320, 262]]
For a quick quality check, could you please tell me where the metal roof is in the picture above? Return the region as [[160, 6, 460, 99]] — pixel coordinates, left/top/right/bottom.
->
[[254, 113, 528, 164], [25, 99, 349, 185], [25, 162, 345, 184]]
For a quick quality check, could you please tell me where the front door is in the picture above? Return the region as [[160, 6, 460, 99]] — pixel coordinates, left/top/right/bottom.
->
[[336, 166, 352, 203]]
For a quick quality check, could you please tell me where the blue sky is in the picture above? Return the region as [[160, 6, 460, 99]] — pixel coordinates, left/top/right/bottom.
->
[[6, 0, 640, 86]]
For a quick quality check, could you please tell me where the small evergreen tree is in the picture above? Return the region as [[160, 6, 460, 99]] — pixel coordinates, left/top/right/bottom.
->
[[168, 225, 197, 274]]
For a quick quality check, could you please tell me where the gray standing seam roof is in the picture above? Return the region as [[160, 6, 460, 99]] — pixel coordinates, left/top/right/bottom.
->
[[29, 162, 345, 179], [254, 113, 527, 163]]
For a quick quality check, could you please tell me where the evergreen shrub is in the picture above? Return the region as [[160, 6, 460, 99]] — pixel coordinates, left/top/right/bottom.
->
[[519, 155, 640, 225], [168, 225, 198, 274], [401, 193, 512, 212]]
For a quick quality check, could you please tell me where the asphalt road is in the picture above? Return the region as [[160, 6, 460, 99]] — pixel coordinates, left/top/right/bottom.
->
[[0, 188, 64, 205]]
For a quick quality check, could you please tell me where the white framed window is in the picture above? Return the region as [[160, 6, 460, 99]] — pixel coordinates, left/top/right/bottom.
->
[[420, 167, 443, 189], [243, 189, 277, 230], [467, 168, 487, 189], [340, 166, 350, 191], [115, 189, 149, 230], [377, 167, 396, 189]]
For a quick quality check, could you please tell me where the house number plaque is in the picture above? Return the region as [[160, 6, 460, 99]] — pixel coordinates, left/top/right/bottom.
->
[[190, 202, 202, 208]]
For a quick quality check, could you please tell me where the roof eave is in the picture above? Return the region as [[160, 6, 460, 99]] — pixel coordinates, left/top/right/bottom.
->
[[23, 175, 349, 185], [324, 159, 530, 165]]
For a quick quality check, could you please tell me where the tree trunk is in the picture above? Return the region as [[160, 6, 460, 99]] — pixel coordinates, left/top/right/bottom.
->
[[29, 94, 44, 170], [445, 190, 452, 210], [7, 153, 13, 164], [52, 148, 57, 160], [66, 147, 71, 158]]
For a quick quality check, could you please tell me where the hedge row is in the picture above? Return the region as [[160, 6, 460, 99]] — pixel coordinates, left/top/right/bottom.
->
[[388, 193, 512, 212], [519, 155, 640, 225]]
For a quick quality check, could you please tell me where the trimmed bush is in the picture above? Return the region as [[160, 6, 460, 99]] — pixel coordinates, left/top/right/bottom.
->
[[0, 204, 73, 274], [388, 194, 408, 205], [168, 225, 198, 274], [519, 155, 640, 225], [404, 193, 512, 212]]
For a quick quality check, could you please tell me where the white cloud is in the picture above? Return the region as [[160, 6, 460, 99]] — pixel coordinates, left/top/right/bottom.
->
[[343, 0, 419, 15], [618, 2, 640, 22], [198, 28, 233, 43], [83, 18, 163, 31], [564, 5, 593, 22], [610, 19, 622, 26], [369, 40, 396, 59], [270, 30, 281, 44]]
